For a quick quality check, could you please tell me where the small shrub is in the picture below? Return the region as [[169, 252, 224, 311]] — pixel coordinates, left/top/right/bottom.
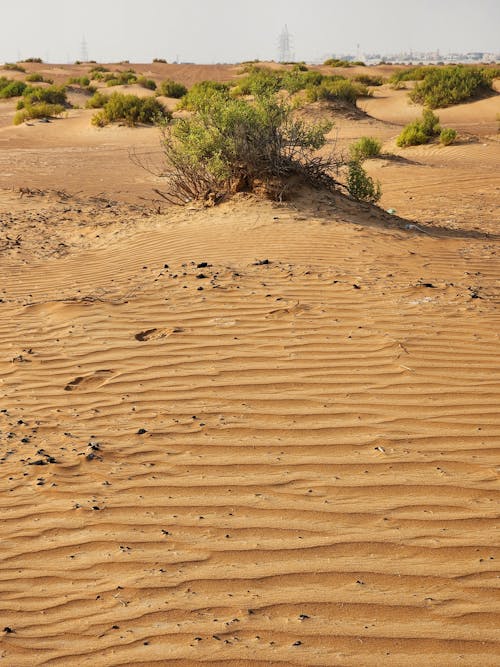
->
[[68, 76, 91, 87], [3, 63, 26, 72], [137, 76, 157, 90], [346, 160, 381, 203], [409, 65, 495, 107], [22, 57, 43, 63], [354, 74, 384, 86], [349, 136, 382, 161], [281, 70, 323, 94], [231, 67, 282, 97], [85, 91, 110, 108], [91, 92, 170, 126], [89, 65, 110, 75], [396, 108, 441, 147], [13, 102, 65, 124], [306, 78, 368, 104], [159, 79, 187, 98], [324, 59, 355, 68], [439, 127, 457, 145], [177, 81, 230, 110], [25, 73, 53, 84], [105, 70, 138, 86], [0, 80, 27, 98], [153, 58, 168, 63]]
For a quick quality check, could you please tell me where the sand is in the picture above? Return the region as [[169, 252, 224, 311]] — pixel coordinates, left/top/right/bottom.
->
[[0, 63, 499, 666]]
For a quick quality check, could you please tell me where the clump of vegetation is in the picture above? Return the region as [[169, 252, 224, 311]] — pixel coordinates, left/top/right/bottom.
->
[[14, 102, 66, 125], [3, 63, 26, 72], [137, 76, 157, 90], [281, 69, 323, 94], [396, 109, 441, 147], [231, 67, 282, 97], [354, 74, 384, 86], [153, 58, 168, 64], [104, 70, 138, 86], [177, 81, 231, 110], [18, 85, 68, 109], [305, 78, 369, 104], [390, 66, 437, 83], [439, 127, 457, 145], [345, 159, 381, 203], [158, 79, 187, 98], [26, 73, 53, 84], [349, 136, 382, 161], [22, 57, 43, 63], [91, 92, 170, 126], [0, 79, 27, 98], [409, 65, 497, 108], [68, 75, 91, 87], [157, 89, 339, 204], [324, 59, 356, 68], [85, 91, 110, 108]]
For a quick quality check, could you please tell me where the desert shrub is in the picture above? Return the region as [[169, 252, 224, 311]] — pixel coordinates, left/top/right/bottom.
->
[[137, 76, 157, 90], [281, 70, 323, 94], [306, 78, 368, 104], [68, 76, 91, 87], [158, 91, 338, 204], [3, 63, 26, 72], [89, 65, 110, 75], [324, 59, 355, 68], [291, 63, 309, 72], [159, 79, 187, 98], [13, 102, 65, 124], [26, 73, 53, 84], [22, 57, 43, 63], [85, 91, 110, 108], [346, 160, 381, 203], [390, 66, 436, 83], [409, 66, 495, 107], [0, 80, 27, 98], [21, 85, 68, 107], [231, 67, 282, 97], [354, 74, 384, 86], [177, 80, 231, 110], [153, 58, 168, 63], [349, 136, 382, 161], [439, 127, 457, 145], [105, 70, 138, 86], [91, 92, 170, 126], [396, 108, 441, 147]]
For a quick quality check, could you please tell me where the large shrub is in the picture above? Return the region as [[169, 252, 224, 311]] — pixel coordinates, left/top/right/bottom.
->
[[177, 81, 231, 110], [85, 91, 110, 108], [409, 65, 495, 107], [158, 90, 338, 204], [306, 78, 369, 104], [159, 79, 187, 98], [14, 103, 65, 125], [0, 79, 27, 98], [20, 85, 68, 108], [396, 109, 441, 147], [91, 92, 170, 126]]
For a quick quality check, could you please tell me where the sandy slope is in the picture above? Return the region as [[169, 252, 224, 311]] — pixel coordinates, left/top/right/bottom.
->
[[0, 64, 499, 666]]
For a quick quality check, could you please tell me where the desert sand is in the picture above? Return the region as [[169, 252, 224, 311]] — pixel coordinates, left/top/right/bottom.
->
[[0, 62, 499, 666]]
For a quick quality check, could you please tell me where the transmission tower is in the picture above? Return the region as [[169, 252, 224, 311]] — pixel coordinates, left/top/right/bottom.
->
[[80, 36, 89, 63], [278, 25, 293, 62]]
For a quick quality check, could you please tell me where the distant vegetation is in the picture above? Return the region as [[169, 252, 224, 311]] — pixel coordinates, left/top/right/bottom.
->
[[353, 74, 384, 86], [137, 76, 157, 90], [153, 58, 168, 64], [3, 63, 26, 72], [158, 79, 188, 98], [67, 76, 91, 87], [22, 57, 43, 63], [390, 65, 499, 108], [396, 109, 457, 147], [324, 59, 365, 67], [104, 70, 138, 86], [26, 73, 53, 84], [91, 93, 170, 126]]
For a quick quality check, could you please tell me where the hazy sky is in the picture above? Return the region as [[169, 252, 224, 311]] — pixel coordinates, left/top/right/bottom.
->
[[1, 0, 498, 64]]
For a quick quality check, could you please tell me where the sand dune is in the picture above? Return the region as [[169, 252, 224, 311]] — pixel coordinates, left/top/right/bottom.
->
[[0, 64, 499, 666]]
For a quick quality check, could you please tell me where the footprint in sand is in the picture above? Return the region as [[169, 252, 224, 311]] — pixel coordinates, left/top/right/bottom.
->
[[134, 327, 183, 341], [64, 369, 114, 392]]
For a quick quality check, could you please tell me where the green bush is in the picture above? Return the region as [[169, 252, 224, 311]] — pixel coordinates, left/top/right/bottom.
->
[[0, 80, 27, 98], [3, 63, 26, 72], [306, 78, 368, 104], [439, 127, 457, 145], [25, 73, 53, 84], [21, 85, 68, 107], [231, 67, 282, 97], [390, 66, 435, 83], [85, 91, 110, 108], [91, 92, 170, 126], [396, 109, 441, 147], [159, 79, 187, 98], [13, 102, 65, 125], [281, 69, 323, 94], [22, 57, 43, 63], [349, 136, 382, 161], [177, 80, 231, 110], [324, 59, 355, 68], [153, 58, 168, 63], [346, 160, 381, 202], [159, 91, 336, 203], [409, 66, 495, 107], [105, 70, 138, 86], [68, 75, 91, 87], [354, 74, 384, 86], [137, 76, 157, 90]]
